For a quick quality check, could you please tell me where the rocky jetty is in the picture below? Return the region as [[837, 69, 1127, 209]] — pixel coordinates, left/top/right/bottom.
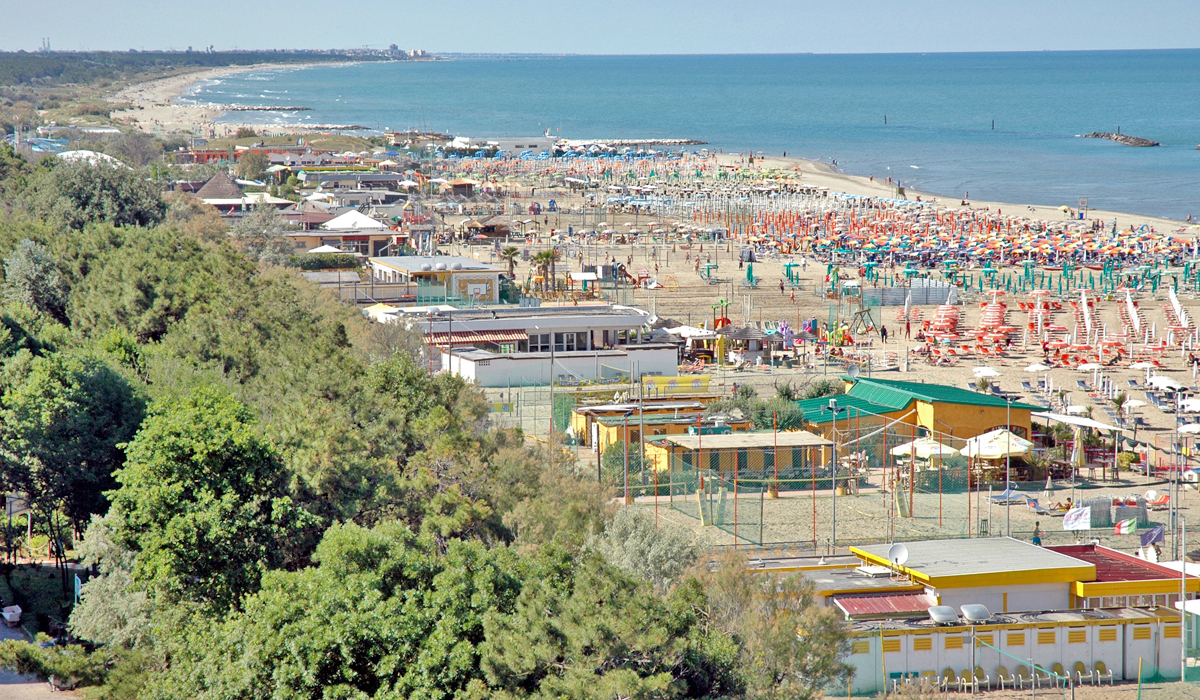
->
[[1081, 132, 1160, 147]]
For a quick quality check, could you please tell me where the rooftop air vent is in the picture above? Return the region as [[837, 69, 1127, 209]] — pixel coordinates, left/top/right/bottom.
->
[[928, 606, 959, 625], [960, 604, 992, 623], [434, 263, 447, 271], [451, 262, 462, 270], [420, 264, 432, 271], [855, 565, 892, 578]]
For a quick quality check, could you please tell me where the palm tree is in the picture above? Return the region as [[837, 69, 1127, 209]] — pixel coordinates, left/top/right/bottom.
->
[[1111, 391, 1129, 428], [499, 246, 520, 279], [532, 251, 554, 292], [975, 377, 992, 393]]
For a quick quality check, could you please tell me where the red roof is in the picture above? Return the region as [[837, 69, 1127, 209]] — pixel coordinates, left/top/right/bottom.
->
[[834, 592, 935, 618], [1046, 543, 1192, 582], [427, 329, 527, 346]]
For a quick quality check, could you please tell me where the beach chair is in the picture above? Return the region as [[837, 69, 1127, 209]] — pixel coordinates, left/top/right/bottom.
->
[[1148, 493, 1170, 510], [1128, 378, 1140, 387], [939, 668, 957, 692], [1093, 661, 1114, 685], [1022, 381, 1036, 392], [973, 666, 990, 691], [1026, 498, 1054, 516], [1073, 661, 1092, 684], [1051, 663, 1067, 687], [958, 669, 973, 692], [1077, 380, 1090, 390], [996, 666, 1016, 689], [1015, 665, 1034, 689], [1033, 666, 1053, 688]]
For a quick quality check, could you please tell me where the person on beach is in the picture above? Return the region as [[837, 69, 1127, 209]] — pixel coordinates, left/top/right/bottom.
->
[[779, 280, 784, 295], [1031, 521, 1043, 546], [881, 326, 888, 343]]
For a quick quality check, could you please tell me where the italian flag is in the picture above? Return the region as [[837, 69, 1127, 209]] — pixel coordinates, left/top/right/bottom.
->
[[1115, 518, 1137, 535]]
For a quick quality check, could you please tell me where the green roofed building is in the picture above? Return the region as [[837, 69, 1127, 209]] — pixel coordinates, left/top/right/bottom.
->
[[795, 376, 1040, 441]]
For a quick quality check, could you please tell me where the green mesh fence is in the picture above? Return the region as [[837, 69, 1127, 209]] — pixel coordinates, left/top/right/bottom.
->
[[652, 420, 1034, 548]]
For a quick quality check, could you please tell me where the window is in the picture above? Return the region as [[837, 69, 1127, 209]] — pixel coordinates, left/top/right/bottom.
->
[[1098, 627, 1118, 642], [943, 636, 962, 650], [1068, 628, 1087, 644], [341, 238, 368, 255], [1038, 630, 1056, 645], [913, 636, 932, 651], [1007, 632, 1025, 647], [528, 334, 551, 352]]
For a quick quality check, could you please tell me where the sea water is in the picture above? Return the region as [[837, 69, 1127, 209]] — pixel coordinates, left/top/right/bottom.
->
[[185, 51, 1200, 220]]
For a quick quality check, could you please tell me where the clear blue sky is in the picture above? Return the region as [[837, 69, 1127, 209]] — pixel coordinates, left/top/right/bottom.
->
[[5, 0, 1198, 54]]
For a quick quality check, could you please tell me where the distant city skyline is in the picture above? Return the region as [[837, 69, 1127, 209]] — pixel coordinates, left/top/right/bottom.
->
[[3, 0, 1198, 55]]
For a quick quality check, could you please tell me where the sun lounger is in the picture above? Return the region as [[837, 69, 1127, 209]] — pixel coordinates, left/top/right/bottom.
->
[[991, 488, 1025, 505]]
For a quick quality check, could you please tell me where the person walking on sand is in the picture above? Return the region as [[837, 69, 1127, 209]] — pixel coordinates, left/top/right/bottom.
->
[[1031, 521, 1043, 546], [905, 320, 911, 339], [779, 280, 785, 295], [881, 325, 888, 343]]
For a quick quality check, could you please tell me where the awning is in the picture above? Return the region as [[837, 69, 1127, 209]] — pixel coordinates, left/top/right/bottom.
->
[[1032, 411, 1124, 432], [426, 329, 527, 346], [570, 272, 599, 282], [833, 592, 936, 619]]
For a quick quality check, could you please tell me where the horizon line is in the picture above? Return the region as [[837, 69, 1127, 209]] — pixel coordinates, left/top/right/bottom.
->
[[3, 47, 1200, 57]]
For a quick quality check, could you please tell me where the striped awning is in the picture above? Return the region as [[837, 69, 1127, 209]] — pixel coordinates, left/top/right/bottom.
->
[[426, 329, 527, 346]]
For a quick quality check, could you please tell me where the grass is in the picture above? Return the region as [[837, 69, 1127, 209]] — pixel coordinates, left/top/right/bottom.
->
[[0, 563, 89, 636]]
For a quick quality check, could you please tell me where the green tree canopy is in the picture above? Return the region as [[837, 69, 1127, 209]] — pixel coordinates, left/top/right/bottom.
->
[[2, 238, 69, 322], [108, 386, 313, 611], [28, 160, 165, 230]]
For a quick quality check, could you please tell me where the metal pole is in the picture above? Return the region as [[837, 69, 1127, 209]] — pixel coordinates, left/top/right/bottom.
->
[[623, 412, 629, 504], [1006, 398, 1012, 537], [1182, 514, 1187, 684]]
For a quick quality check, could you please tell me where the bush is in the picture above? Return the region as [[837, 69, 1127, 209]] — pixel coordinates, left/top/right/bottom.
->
[[234, 127, 257, 139], [291, 253, 361, 270]]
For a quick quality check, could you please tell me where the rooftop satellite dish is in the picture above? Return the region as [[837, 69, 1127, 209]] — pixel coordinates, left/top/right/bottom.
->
[[888, 543, 909, 567], [960, 604, 992, 623], [928, 606, 959, 625], [848, 364, 860, 379]]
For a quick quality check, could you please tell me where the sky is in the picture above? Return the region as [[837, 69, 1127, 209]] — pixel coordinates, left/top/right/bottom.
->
[[4, 0, 1199, 55]]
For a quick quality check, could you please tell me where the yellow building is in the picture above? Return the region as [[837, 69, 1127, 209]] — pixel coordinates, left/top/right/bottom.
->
[[794, 377, 1039, 443], [644, 430, 832, 474], [570, 398, 724, 449]]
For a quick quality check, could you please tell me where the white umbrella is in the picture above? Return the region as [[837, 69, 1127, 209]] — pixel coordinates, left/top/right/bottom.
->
[[1130, 361, 1156, 369], [1066, 405, 1088, 414], [973, 367, 1002, 378], [1124, 399, 1148, 411], [962, 429, 1033, 459], [1181, 398, 1200, 413], [1149, 375, 1185, 392], [889, 437, 961, 459], [1180, 424, 1200, 435], [1025, 363, 1051, 372], [1077, 363, 1102, 371]]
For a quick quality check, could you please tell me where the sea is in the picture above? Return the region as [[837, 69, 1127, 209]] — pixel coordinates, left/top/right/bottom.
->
[[183, 51, 1200, 221]]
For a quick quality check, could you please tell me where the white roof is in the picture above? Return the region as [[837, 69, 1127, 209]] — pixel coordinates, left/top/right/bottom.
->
[[322, 210, 386, 230], [57, 150, 128, 167], [570, 272, 599, 281], [664, 325, 717, 339], [308, 245, 344, 253]]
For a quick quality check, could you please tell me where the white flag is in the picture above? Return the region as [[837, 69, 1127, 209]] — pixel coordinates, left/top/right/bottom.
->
[[1063, 506, 1091, 531]]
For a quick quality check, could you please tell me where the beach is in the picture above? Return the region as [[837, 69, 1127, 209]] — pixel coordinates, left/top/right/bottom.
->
[[107, 63, 326, 138]]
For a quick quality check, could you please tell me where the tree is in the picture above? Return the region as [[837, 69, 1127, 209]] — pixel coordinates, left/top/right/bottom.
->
[[229, 205, 291, 265], [590, 507, 698, 592], [108, 387, 315, 611], [144, 521, 523, 700], [0, 352, 144, 535], [105, 131, 162, 167], [499, 246, 520, 279], [67, 514, 154, 649], [686, 550, 853, 699], [234, 127, 257, 139], [1111, 391, 1129, 427], [28, 160, 165, 230], [2, 238, 68, 322], [236, 151, 269, 182], [162, 190, 227, 242]]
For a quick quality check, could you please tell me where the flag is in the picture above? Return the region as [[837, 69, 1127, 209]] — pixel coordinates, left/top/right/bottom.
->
[[1063, 506, 1091, 531], [1114, 518, 1137, 535], [1140, 525, 1165, 547]]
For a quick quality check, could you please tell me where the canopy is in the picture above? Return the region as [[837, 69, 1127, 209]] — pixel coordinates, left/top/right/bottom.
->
[[962, 429, 1033, 459], [1032, 411, 1124, 432], [322, 210, 387, 230], [308, 244, 344, 253], [889, 437, 960, 459]]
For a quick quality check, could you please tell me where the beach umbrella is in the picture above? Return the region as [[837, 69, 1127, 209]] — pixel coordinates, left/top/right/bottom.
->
[[889, 437, 960, 459], [973, 367, 1002, 378]]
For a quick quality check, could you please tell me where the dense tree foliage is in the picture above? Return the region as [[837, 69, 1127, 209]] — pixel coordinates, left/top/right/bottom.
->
[[0, 142, 853, 699]]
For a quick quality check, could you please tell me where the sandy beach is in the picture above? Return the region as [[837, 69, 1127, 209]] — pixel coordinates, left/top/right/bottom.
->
[[107, 63, 325, 138]]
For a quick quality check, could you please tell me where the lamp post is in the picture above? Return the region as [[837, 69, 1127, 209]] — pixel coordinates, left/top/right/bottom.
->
[[1006, 396, 1013, 538], [823, 398, 847, 548], [534, 325, 556, 446]]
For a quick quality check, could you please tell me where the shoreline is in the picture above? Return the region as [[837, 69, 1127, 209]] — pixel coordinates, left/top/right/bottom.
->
[[108, 67, 1191, 229], [107, 62, 336, 138]]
